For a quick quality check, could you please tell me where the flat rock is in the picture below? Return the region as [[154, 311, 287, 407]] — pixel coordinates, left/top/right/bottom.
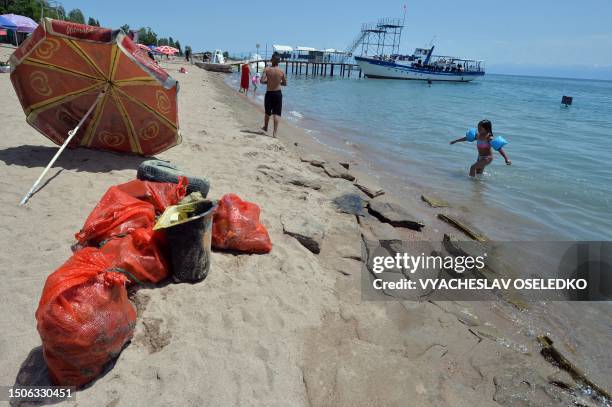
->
[[333, 193, 367, 217], [281, 213, 325, 254], [438, 214, 487, 242], [421, 194, 449, 208], [300, 155, 326, 167], [368, 199, 425, 231], [322, 163, 355, 181], [287, 175, 321, 190], [355, 180, 385, 198]]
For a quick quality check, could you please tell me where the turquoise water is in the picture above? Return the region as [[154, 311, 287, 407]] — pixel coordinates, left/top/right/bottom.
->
[[234, 73, 612, 240]]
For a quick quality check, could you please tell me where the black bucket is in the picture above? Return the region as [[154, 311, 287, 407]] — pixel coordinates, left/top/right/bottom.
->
[[164, 200, 217, 283]]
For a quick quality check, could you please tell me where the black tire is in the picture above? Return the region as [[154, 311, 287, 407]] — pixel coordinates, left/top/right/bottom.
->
[[137, 160, 210, 197]]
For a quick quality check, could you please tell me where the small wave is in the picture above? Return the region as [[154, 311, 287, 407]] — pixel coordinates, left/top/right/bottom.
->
[[289, 110, 304, 119]]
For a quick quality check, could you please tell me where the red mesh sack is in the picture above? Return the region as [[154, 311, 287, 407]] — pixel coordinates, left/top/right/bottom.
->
[[75, 179, 187, 246], [100, 228, 169, 284], [212, 193, 272, 254], [75, 187, 155, 246], [35, 248, 137, 387], [115, 177, 187, 213]]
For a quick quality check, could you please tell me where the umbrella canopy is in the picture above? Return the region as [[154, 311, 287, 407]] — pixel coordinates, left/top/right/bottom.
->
[[135, 43, 151, 51], [0, 15, 18, 30], [1, 13, 37, 32], [10, 18, 181, 156], [156, 45, 178, 55]]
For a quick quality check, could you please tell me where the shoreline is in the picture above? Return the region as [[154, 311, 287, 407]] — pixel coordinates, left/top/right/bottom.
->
[[215, 68, 611, 399], [222, 72, 571, 243], [0, 48, 609, 405]]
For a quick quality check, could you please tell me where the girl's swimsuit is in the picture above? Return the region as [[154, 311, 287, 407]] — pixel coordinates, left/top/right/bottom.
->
[[477, 139, 493, 161]]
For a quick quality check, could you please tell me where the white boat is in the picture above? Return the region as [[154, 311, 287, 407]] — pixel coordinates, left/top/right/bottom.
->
[[356, 46, 485, 82], [347, 17, 485, 82]]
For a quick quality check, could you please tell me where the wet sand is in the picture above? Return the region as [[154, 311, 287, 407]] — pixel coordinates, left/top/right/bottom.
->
[[0, 45, 609, 406]]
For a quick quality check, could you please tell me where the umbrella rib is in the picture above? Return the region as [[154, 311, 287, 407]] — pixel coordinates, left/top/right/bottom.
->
[[65, 39, 108, 79], [110, 88, 142, 154], [109, 45, 121, 81], [114, 78, 158, 86], [25, 82, 105, 116], [114, 87, 177, 130], [80, 90, 109, 147], [22, 59, 105, 82]]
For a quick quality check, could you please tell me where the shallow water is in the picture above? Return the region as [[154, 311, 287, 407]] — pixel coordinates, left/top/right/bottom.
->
[[232, 72, 612, 241], [227, 72, 612, 393]]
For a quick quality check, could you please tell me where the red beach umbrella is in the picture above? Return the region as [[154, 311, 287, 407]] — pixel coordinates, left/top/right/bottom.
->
[[156, 45, 178, 55], [9, 18, 182, 204], [135, 43, 152, 51]]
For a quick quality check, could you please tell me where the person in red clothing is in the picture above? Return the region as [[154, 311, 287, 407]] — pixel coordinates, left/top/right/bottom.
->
[[239, 63, 250, 93]]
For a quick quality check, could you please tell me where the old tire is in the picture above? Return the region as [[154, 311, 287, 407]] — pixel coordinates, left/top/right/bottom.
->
[[137, 160, 210, 197]]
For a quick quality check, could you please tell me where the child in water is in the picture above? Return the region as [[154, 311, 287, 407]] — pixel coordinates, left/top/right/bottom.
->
[[450, 119, 511, 177]]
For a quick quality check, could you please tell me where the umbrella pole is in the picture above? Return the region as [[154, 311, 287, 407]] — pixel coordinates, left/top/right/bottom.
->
[[19, 90, 106, 205]]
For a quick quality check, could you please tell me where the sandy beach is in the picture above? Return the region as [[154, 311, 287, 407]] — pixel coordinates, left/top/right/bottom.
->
[[0, 43, 609, 406]]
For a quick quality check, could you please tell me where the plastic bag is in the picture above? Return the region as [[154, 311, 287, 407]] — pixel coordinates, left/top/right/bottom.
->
[[100, 228, 169, 284], [75, 187, 155, 246], [75, 179, 186, 246], [35, 248, 136, 387], [115, 177, 187, 214], [212, 193, 272, 254]]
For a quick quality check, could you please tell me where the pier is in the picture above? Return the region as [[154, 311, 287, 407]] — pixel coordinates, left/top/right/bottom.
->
[[231, 59, 362, 78]]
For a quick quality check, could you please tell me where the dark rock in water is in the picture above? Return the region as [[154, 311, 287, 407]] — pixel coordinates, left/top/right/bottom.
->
[[355, 181, 384, 198], [368, 199, 425, 231], [421, 194, 449, 208], [339, 161, 350, 170], [323, 163, 355, 181], [281, 214, 325, 254], [437, 214, 487, 242], [333, 194, 367, 217]]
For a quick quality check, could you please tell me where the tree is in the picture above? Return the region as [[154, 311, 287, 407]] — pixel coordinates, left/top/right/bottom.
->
[[137, 27, 158, 46], [120, 24, 130, 34], [87, 17, 99, 26], [175, 40, 182, 55], [67, 8, 85, 24]]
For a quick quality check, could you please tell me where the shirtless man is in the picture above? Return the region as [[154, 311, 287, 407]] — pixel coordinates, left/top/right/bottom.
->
[[260, 53, 287, 136]]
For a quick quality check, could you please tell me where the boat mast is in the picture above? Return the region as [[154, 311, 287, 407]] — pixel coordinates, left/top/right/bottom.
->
[[397, 4, 407, 54]]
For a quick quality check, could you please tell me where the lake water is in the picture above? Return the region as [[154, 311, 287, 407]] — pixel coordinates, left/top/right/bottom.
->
[[227, 70, 612, 396], [231, 72, 612, 241]]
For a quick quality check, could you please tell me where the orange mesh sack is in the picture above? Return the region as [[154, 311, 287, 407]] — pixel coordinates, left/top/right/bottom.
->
[[75, 187, 156, 246], [100, 228, 169, 284], [212, 193, 272, 254], [35, 248, 137, 387]]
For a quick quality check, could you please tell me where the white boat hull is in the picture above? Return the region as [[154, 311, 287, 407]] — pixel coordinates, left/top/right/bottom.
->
[[355, 56, 484, 82]]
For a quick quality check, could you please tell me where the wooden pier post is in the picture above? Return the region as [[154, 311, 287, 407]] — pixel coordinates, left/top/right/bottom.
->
[[305, 63, 308, 75], [330, 64, 334, 76], [285, 61, 288, 74]]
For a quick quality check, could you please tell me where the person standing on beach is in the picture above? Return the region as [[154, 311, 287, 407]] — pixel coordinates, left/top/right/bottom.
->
[[240, 63, 250, 93], [260, 53, 287, 137]]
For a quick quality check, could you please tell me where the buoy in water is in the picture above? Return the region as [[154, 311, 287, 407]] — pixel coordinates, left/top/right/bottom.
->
[[561, 95, 573, 106]]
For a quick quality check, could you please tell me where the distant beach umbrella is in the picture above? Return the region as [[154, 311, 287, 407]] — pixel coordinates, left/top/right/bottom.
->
[[10, 18, 181, 204], [135, 42, 151, 51], [155, 46, 179, 55], [0, 13, 37, 32]]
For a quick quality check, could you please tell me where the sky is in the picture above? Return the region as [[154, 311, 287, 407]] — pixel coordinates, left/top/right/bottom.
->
[[60, 0, 612, 80]]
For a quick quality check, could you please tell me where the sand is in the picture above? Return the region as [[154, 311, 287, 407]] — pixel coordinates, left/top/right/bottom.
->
[[0, 45, 608, 406]]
